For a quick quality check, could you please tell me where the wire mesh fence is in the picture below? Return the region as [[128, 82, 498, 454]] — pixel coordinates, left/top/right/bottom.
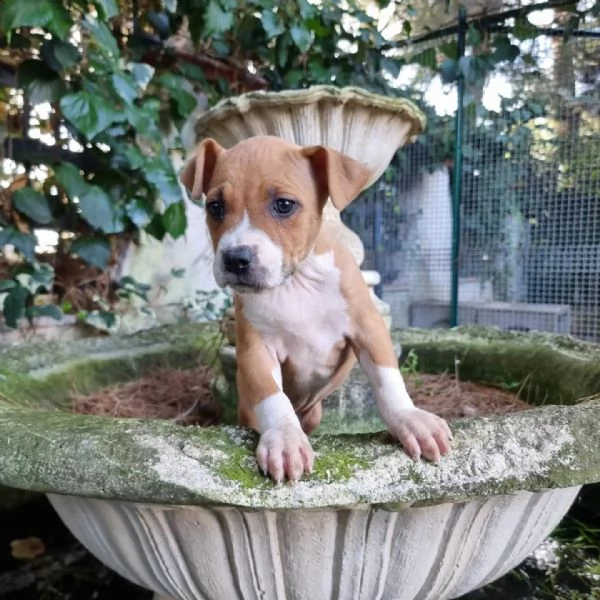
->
[[343, 7, 600, 342]]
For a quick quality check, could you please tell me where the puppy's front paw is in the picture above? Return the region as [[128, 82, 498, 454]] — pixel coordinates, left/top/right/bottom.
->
[[256, 426, 314, 483], [388, 408, 452, 463]]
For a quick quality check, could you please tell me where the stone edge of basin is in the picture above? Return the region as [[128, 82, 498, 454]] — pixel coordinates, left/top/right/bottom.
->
[[0, 324, 599, 510]]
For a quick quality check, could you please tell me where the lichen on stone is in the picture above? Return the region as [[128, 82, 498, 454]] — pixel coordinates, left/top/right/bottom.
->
[[0, 325, 598, 509]]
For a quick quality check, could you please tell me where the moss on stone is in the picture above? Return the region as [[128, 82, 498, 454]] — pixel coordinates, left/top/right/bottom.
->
[[395, 326, 600, 406], [0, 325, 599, 509]]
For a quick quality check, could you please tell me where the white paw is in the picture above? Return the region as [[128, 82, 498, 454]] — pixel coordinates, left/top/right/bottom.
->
[[256, 426, 314, 483], [388, 408, 453, 462]]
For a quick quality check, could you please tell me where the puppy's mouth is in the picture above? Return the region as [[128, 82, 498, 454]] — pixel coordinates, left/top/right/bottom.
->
[[218, 265, 293, 294]]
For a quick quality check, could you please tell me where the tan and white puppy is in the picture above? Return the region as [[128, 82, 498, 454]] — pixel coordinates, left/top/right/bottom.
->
[[180, 135, 452, 483]]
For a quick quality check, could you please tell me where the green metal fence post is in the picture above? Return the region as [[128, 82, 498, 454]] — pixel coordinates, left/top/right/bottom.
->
[[450, 8, 467, 328]]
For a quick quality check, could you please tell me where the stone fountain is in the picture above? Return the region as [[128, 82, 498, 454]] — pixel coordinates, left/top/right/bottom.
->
[[0, 324, 599, 599]]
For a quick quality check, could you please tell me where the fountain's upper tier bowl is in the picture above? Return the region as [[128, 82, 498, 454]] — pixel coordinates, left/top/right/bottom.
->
[[194, 86, 427, 188]]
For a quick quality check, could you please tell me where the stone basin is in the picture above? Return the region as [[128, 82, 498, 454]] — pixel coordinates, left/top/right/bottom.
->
[[0, 325, 599, 600]]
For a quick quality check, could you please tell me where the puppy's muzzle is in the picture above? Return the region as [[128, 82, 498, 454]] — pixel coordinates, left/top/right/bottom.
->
[[222, 245, 255, 275]]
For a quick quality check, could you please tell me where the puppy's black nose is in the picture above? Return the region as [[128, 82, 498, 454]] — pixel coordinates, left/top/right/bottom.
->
[[222, 246, 254, 275]]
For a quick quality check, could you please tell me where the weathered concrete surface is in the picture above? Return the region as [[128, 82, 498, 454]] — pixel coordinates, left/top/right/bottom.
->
[[0, 399, 598, 509], [0, 324, 598, 509], [48, 486, 580, 600]]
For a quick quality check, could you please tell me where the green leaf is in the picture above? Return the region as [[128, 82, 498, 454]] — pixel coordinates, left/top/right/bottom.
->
[[0, 227, 36, 261], [412, 48, 436, 68], [15, 263, 55, 294], [129, 62, 155, 90], [60, 91, 117, 139], [439, 40, 459, 60], [261, 12, 284, 38], [93, 0, 119, 20], [290, 24, 312, 52], [83, 309, 117, 332], [79, 186, 125, 234], [439, 58, 457, 84], [118, 276, 152, 301], [83, 16, 119, 59], [71, 237, 111, 269], [0, 280, 16, 292], [41, 39, 80, 72], [125, 198, 153, 228], [158, 73, 196, 115], [0, 0, 72, 38], [145, 214, 166, 240], [513, 17, 537, 41], [145, 160, 183, 206], [2, 285, 29, 328], [205, 1, 234, 35], [111, 73, 139, 105], [17, 59, 66, 104], [297, 0, 315, 19], [12, 188, 53, 224], [54, 163, 88, 197], [29, 304, 63, 321], [466, 25, 481, 47], [492, 36, 520, 64], [162, 202, 187, 238]]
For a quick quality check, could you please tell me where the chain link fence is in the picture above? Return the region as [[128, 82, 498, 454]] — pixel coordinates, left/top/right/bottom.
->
[[344, 7, 600, 342]]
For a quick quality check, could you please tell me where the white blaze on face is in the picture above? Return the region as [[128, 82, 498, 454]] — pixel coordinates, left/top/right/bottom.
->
[[214, 211, 285, 288]]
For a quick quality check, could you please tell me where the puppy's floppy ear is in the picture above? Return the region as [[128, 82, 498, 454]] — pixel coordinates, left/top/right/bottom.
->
[[302, 146, 371, 210], [179, 138, 224, 200]]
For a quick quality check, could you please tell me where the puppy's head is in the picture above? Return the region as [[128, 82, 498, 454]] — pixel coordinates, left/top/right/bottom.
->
[[180, 135, 370, 293]]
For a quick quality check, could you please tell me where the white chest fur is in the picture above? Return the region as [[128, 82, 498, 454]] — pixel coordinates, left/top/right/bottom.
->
[[240, 251, 351, 391]]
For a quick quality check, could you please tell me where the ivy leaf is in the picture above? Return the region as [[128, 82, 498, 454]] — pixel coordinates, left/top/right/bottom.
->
[[83, 16, 119, 59], [158, 73, 196, 115], [2, 285, 29, 329], [290, 25, 313, 52], [54, 163, 88, 197], [0, 227, 36, 262], [12, 188, 53, 224], [129, 62, 155, 90], [111, 73, 139, 105], [261, 12, 284, 39], [92, 0, 119, 20], [83, 309, 117, 332], [0, 0, 72, 38], [41, 39, 80, 72], [0, 280, 16, 292], [205, 1, 234, 35], [60, 91, 117, 139], [492, 36, 520, 64], [71, 237, 111, 269], [125, 198, 153, 228], [29, 304, 63, 322], [145, 160, 183, 206], [440, 58, 458, 84], [145, 214, 166, 241], [162, 202, 187, 238], [17, 60, 66, 104], [79, 186, 125, 234], [412, 48, 437, 68]]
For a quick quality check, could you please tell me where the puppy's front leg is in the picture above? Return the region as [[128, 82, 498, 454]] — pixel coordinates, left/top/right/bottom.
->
[[353, 312, 452, 462], [236, 319, 313, 483]]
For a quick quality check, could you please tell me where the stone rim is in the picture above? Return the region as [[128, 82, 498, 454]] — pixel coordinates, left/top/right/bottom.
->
[[194, 85, 427, 141], [0, 325, 598, 509]]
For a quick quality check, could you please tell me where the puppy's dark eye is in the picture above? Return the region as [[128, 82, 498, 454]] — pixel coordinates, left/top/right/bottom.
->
[[271, 198, 297, 217], [206, 199, 225, 221]]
